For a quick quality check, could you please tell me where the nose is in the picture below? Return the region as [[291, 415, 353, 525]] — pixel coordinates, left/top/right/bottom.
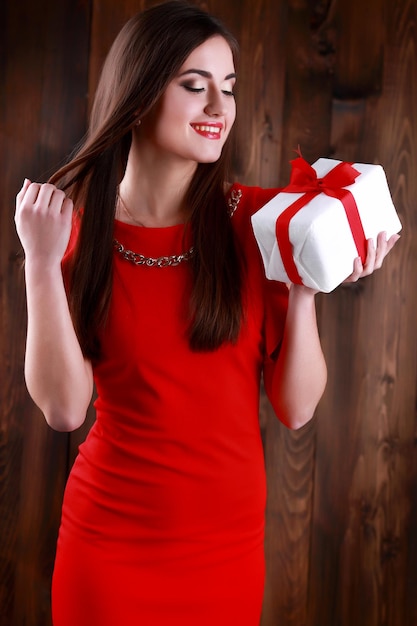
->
[[204, 87, 227, 117]]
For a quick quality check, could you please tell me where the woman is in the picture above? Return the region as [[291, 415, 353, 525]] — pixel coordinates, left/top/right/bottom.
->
[[14, 2, 398, 625]]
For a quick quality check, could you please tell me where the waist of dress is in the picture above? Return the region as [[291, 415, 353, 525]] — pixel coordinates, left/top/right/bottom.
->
[[61, 418, 267, 546]]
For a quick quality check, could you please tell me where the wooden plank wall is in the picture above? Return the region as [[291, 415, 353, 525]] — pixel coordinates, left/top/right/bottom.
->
[[1, 0, 416, 624], [0, 2, 91, 625]]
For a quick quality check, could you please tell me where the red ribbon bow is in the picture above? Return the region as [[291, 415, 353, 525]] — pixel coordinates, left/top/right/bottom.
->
[[276, 156, 366, 285]]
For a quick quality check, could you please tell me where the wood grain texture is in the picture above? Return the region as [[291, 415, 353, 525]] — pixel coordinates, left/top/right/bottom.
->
[[279, 0, 335, 182], [218, 0, 288, 187], [259, 3, 335, 623], [309, 0, 417, 623], [333, 0, 386, 98], [261, 417, 316, 626], [0, 0, 91, 624], [88, 0, 149, 101]]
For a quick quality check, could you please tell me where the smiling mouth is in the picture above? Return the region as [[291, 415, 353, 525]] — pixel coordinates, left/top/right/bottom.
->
[[191, 124, 222, 138]]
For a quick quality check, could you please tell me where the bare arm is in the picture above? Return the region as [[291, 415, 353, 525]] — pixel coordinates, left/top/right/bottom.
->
[[265, 285, 327, 430], [15, 180, 93, 431], [265, 232, 400, 430]]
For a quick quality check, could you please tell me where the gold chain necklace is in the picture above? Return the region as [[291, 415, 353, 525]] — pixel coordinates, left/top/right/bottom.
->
[[113, 240, 195, 267], [114, 187, 242, 268]]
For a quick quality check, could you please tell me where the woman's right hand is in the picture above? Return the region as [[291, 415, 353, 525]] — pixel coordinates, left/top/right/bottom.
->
[[15, 179, 74, 265], [16, 180, 93, 431]]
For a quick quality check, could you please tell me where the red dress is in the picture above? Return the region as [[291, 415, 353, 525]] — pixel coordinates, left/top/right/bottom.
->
[[52, 184, 288, 626]]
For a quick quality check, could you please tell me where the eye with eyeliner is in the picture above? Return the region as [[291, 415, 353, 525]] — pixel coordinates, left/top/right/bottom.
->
[[181, 82, 205, 93], [180, 82, 235, 96]]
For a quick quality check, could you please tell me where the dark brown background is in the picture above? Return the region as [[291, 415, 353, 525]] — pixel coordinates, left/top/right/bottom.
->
[[1, 0, 416, 624]]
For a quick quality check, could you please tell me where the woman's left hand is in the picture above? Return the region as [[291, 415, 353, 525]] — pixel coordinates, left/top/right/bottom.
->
[[343, 231, 400, 283]]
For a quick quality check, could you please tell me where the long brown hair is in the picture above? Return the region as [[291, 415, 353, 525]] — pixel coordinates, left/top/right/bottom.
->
[[50, 0, 242, 360]]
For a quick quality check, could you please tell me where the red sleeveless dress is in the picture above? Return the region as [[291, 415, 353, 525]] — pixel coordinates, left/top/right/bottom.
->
[[52, 184, 288, 626]]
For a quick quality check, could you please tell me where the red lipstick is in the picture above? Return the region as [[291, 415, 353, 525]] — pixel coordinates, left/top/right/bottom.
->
[[190, 122, 223, 139]]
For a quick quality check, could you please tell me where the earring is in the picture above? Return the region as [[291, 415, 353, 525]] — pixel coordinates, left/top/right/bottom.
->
[[136, 118, 141, 126]]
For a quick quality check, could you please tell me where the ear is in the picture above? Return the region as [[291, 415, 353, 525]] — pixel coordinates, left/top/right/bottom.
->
[[133, 108, 142, 126]]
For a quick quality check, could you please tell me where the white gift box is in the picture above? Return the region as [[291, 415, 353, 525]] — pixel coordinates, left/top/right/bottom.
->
[[251, 158, 402, 292]]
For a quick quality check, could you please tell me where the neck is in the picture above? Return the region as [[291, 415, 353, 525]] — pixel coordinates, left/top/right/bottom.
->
[[118, 137, 198, 227]]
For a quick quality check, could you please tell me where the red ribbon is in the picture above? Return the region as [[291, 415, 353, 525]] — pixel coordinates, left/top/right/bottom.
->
[[276, 156, 366, 284]]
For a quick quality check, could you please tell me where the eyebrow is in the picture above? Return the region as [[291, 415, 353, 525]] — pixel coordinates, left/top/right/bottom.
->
[[178, 69, 236, 80]]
